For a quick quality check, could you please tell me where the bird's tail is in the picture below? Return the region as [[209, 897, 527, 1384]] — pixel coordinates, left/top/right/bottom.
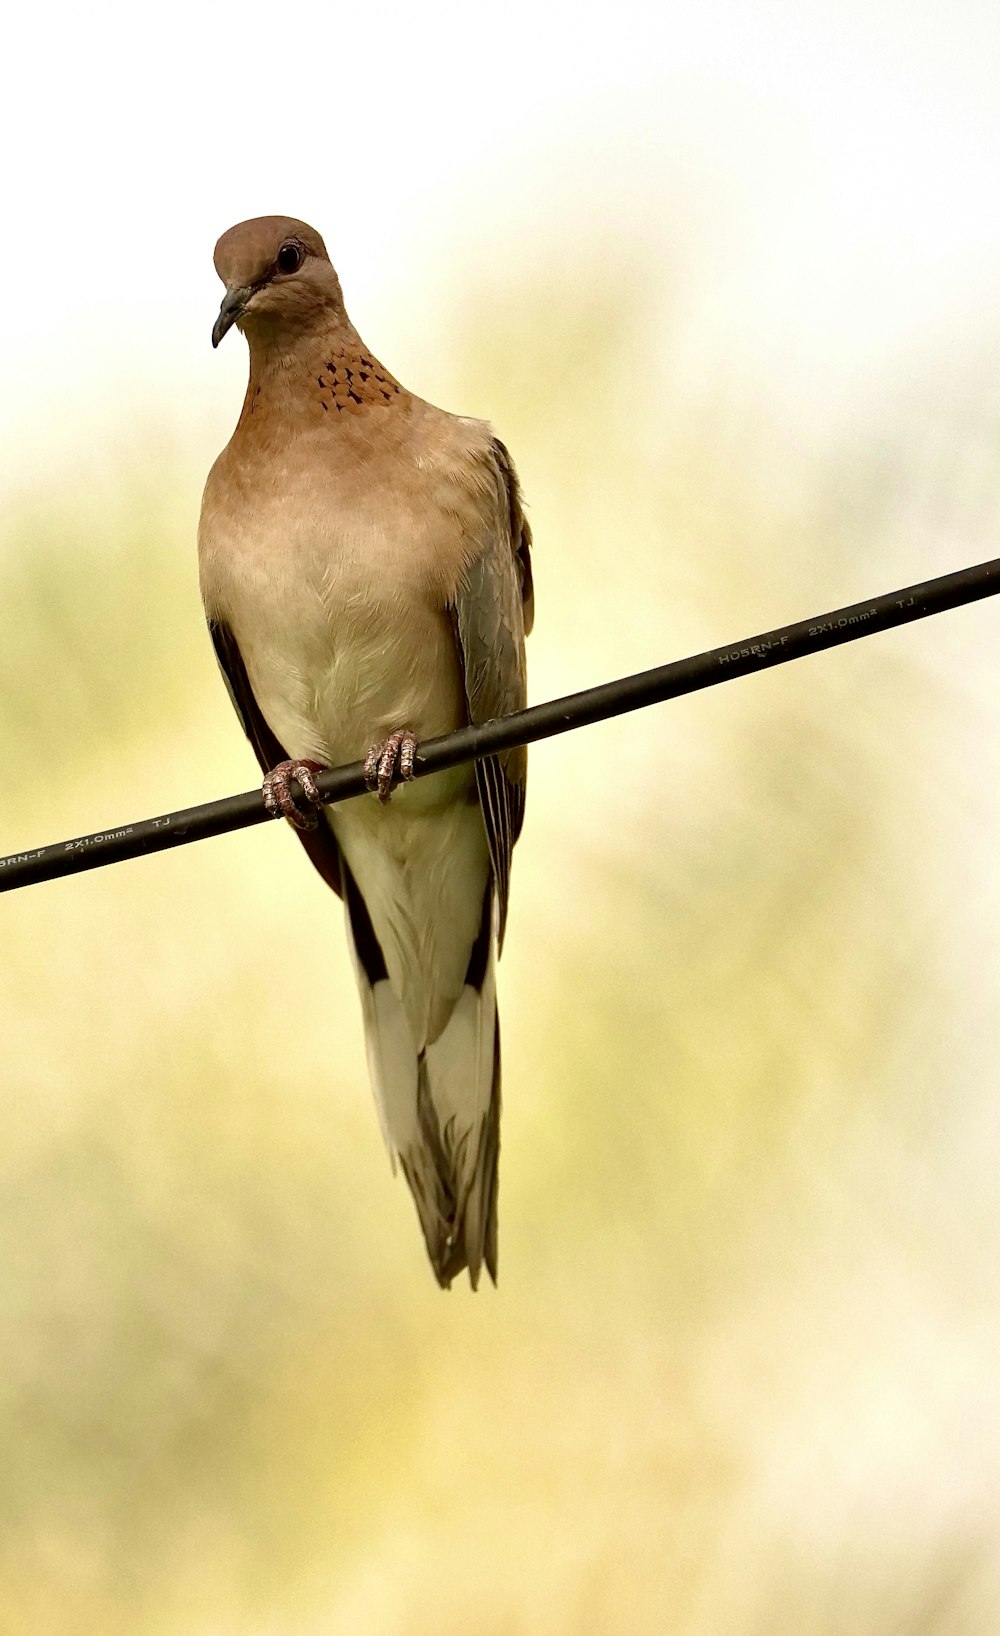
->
[[344, 867, 501, 1288], [403, 1023, 500, 1288]]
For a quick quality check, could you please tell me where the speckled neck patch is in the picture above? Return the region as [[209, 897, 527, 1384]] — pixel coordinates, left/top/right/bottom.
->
[[317, 348, 402, 415]]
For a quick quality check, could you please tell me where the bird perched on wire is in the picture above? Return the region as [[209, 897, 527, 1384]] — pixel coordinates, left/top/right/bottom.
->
[[198, 216, 533, 1288]]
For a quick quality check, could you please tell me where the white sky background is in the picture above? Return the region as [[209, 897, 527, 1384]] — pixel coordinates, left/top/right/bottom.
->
[[2, 0, 1000, 481]]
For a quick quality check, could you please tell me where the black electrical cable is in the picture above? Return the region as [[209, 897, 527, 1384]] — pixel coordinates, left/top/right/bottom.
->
[[2, 554, 998, 895]]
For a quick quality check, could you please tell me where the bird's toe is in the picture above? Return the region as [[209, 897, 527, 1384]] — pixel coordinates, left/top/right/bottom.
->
[[262, 759, 327, 829], [364, 729, 418, 803]]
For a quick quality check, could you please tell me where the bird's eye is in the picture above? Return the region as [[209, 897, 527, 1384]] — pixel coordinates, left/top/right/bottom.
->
[[276, 242, 303, 274]]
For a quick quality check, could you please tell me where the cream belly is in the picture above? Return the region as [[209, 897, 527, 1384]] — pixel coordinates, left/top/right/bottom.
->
[[217, 534, 489, 1048], [224, 538, 462, 758]]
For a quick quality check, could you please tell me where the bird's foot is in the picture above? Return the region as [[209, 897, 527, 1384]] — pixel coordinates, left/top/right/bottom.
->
[[363, 728, 417, 803], [262, 759, 328, 830]]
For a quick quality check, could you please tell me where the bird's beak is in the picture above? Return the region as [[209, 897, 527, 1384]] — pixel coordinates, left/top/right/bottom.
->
[[212, 285, 254, 349]]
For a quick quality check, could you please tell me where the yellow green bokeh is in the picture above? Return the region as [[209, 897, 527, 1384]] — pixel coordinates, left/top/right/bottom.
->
[[2, 243, 999, 1633]]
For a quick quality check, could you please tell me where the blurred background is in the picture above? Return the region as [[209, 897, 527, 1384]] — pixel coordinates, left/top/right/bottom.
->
[[3, 1, 1000, 1630]]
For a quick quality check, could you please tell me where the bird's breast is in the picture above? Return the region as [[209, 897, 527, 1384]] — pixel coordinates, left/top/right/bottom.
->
[[205, 504, 466, 780]]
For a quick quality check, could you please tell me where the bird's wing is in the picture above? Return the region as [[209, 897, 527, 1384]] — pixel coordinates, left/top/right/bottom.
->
[[448, 438, 533, 950], [207, 617, 343, 898]]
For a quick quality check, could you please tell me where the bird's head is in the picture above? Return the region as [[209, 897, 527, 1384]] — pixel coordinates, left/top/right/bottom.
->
[[211, 216, 345, 348]]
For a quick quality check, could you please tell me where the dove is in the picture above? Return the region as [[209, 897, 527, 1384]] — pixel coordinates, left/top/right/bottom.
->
[[198, 217, 533, 1287]]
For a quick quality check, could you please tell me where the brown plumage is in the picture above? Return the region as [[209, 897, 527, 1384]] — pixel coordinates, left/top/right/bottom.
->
[[199, 216, 533, 1287]]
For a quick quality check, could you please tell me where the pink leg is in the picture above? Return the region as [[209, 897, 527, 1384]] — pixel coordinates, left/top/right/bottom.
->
[[262, 759, 328, 830], [363, 729, 418, 803]]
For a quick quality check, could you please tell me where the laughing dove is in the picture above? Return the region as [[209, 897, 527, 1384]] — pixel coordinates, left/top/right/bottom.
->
[[198, 216, 534, 1288]]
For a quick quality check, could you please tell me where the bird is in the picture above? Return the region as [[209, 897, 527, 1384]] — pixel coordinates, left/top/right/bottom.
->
[[198, 216, 533, 1288]]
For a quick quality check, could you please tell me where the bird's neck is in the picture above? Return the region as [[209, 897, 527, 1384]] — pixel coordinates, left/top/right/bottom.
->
[[239, 320, 406, 433]]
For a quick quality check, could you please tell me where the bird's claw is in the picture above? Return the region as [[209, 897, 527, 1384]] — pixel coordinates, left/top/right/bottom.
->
[[262, 759, 327, 829], [364, 729, 417, 803]]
